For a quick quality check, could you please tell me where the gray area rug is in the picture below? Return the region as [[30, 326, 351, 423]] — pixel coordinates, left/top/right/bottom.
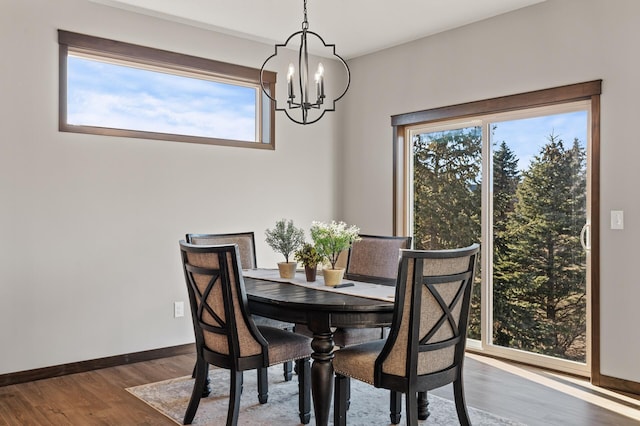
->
[[127, 366, 525, 425]]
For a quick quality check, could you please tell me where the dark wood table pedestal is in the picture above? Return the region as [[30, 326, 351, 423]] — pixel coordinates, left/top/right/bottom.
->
[[309, 329, 335, 426], [305, 311, 344, 426]]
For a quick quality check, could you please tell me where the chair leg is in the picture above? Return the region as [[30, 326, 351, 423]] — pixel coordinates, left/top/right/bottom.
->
[[334, 373, 349, 426], [226, 371, 243, 426], [257, 367, 268, 404], [346, 377, 351, 410], [191, 362, 212, 397], [183, 358, 207, 425], [405, 390, 419, 426], [418, 391, 429, 420], [453, 378, 471, 426], [389, 390, 402, 424], [284, 360, 293, 381], [297, 358, 311, 424]]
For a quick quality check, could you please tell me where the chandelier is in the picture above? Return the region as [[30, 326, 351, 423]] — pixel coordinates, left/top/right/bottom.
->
[[260, 0, 350, 125]]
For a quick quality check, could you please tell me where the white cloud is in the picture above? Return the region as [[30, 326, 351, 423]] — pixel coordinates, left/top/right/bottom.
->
[[68, 90, 256, 142]]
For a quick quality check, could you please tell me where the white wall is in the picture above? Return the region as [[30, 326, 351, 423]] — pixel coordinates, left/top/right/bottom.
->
[[0, 0, 340, 374], [339, 0, 639, 382]]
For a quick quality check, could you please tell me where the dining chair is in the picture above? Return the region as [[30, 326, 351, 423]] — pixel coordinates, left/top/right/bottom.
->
[[338, 234, 414, 344], [187, 232, 258, 268], [179, 241, 312, 425], [185, 233, 294, 388], [332, 244, 480, 426]]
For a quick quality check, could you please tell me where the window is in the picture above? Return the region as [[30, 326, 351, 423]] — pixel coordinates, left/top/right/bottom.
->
[[392, 81, 601, 377], [58, 30, 275, 149]]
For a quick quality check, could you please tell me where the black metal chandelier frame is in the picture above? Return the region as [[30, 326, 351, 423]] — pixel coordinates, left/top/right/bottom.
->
[[260, 0, 351, 125]]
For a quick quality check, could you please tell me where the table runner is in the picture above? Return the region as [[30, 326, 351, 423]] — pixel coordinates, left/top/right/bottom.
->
[[242, 269, 396, 302]]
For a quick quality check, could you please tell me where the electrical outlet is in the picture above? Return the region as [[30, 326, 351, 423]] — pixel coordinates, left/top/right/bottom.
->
[[174, 301, 185, 318]]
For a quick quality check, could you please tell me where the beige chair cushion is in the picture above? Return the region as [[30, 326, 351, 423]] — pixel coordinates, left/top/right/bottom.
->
[[333, 340, 386, 385], [259, 326, 312, 365]]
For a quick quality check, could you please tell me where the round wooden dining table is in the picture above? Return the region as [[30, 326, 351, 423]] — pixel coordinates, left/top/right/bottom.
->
[[244, 276, 395, 426]]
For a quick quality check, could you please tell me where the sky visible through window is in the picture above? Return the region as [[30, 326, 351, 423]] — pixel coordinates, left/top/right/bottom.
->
[[491, 111, 587, 172], [67, 55, 257, 142]]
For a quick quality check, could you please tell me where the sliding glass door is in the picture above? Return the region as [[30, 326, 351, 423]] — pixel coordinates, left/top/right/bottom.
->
[[408, 123, 483, 340], [406, 103, 590, 374], [489, 109, 588, 367]]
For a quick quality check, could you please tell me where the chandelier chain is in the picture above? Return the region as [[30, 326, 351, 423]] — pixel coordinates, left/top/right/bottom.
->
[[302, 0, 309, 30]]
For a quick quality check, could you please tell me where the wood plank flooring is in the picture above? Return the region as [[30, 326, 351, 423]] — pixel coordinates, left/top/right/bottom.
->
[[0, 352, 638, 425], [433, 353, 640, 426]]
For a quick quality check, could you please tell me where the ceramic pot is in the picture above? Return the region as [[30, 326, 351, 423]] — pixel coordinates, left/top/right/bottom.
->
[[304, 264, 318, 282], [277, 262, 297, 279], [322, 267, 345, 287]]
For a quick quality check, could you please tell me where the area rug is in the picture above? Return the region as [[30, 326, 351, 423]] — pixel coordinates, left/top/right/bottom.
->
[[127, 366, 525, 425]]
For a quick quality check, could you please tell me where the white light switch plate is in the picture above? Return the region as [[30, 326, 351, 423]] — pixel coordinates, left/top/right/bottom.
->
[[174, 301, 185, 318], [611, 210, 624, 230]]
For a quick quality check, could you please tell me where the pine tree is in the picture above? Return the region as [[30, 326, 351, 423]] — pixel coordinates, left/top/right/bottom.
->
[[492, 140, 520, 253], [490, 140, 521, 346], [412, 128, 482, 250], [497, 134, 587, 360]]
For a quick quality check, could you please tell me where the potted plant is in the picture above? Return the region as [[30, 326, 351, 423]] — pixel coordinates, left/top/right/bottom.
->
[[294, 243, 325, 282], [310, 220, 360, 286], [265, 219, 305, 279]]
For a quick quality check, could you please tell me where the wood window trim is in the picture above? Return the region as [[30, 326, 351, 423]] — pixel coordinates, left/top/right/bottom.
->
[[391, 80, 603, 384], [58, 30, 276, 149]]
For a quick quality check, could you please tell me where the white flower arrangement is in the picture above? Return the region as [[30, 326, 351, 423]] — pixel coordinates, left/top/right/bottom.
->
[[310, 220, 360, 270]]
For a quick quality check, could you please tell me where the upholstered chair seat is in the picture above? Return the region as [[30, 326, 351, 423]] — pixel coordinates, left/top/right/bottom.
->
[[333, 340, 383, 384], [257, 326, 312, 363]]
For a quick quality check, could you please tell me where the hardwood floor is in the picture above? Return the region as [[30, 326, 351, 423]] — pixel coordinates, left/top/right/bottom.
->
[[0, 351, 638, 425], [0, 355, 187, 425], [433, 353, 640, 426]]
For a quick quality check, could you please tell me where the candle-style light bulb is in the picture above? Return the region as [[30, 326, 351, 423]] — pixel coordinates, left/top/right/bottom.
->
[[287, 63, 295, 99], [315, 70, 321, 101], [316, 62, 325, 98]]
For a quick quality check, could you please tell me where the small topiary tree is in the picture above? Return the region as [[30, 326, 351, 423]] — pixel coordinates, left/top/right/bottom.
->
[[265, 218, 305, 263]]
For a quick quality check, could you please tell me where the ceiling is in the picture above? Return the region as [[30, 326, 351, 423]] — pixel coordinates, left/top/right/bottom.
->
[[91, 0, 546, 59]]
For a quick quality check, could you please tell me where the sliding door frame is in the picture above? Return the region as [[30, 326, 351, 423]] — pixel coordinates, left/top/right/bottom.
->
[[391, 80, 602, 381]]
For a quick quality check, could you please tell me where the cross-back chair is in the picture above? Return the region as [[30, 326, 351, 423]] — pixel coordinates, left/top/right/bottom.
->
[[333, 244, 480, 426], [179, 241, 312, 425], [185, 233, 295, 394]]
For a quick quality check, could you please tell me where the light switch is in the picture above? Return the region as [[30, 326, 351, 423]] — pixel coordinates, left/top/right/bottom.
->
[[611, 210, 624, 230], [174, 301, 185, 318]]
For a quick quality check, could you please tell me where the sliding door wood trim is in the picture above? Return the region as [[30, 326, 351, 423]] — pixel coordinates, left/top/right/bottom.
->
[[391, 80, 602, 383]]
